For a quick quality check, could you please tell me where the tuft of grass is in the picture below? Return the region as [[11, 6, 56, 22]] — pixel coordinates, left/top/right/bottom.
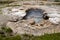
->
[[1, 27, 13, 34]]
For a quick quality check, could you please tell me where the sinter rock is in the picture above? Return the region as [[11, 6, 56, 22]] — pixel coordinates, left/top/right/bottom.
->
[[2, 7, 26, 22]]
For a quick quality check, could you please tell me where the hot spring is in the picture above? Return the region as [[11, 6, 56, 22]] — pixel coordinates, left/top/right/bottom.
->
[[23, 8, 46, 23]]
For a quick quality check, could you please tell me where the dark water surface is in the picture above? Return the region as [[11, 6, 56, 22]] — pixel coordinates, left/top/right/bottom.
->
[[24, 8, 44, 23]]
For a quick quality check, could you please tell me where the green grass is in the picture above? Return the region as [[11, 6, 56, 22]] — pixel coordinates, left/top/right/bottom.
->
[[21, 33, 60, 40], [32, 33, 60, 40], [0, 26, 21, 40], [0, 35, 21, 40]]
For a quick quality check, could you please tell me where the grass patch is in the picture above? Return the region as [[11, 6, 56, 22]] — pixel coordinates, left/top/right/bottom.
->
[[21, 33, 60, 40], [31, 33, 60, 40], [0, 35, 21, 40]]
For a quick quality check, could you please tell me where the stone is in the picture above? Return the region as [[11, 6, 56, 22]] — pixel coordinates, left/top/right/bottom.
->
[[46, 9, 60, 24], [49, 17, 60, 24], [2, 7, 26, 22]]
